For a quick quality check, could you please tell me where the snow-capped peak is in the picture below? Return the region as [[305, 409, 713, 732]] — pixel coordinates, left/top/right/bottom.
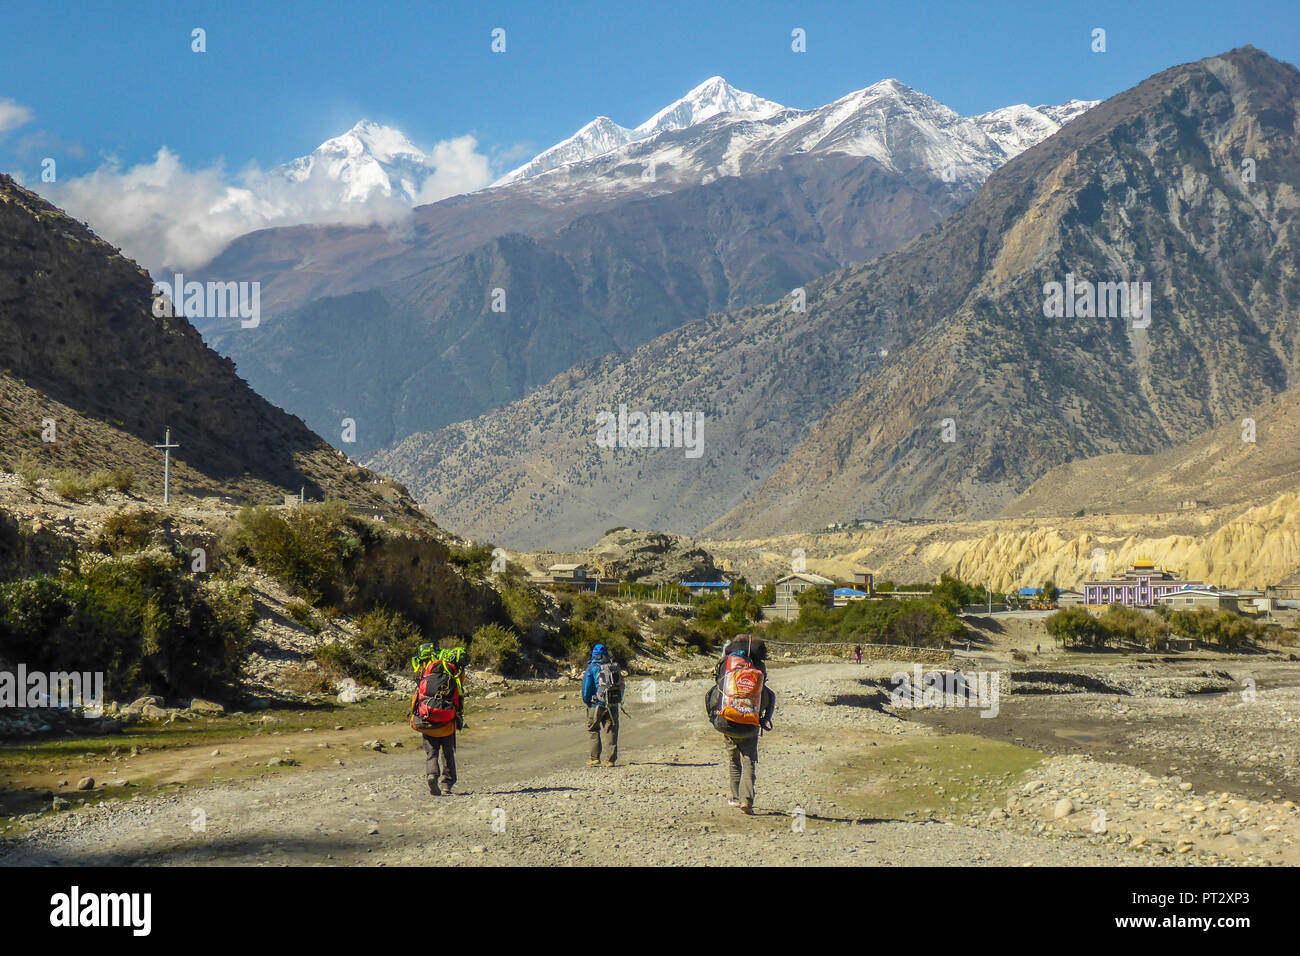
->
[[325, 119, 426, 163], [275, 120, 441, 204], [632, 76, 785, 137], [493, 74, 1096, 199], [496, 77, 785, 186], [973, 99, 1099, 158]]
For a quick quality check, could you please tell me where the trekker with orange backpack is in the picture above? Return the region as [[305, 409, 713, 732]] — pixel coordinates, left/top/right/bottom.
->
[[410, 645, 467, 796], [705, 635, 775, 815]]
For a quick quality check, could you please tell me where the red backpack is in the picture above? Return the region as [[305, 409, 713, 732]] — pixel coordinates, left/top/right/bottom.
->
[[411, 659, 462, 731]]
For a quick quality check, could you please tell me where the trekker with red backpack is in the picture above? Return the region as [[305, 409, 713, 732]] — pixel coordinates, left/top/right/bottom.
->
[[705, 635, 775, 815], [410, 645, 467, 796]]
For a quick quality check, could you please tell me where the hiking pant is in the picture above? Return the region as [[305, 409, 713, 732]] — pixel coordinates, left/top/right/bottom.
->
[[587, 705, 619, 762], [422, 733, 457, 788], [724, 733, 759, 804]]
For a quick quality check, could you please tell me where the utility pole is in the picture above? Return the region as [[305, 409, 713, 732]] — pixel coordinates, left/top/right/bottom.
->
[[154, 427, 179, 505]]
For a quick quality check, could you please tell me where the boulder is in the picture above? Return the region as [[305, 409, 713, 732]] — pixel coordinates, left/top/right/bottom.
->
[[122, 696, 163, 715], [189, 698, 225, 715]]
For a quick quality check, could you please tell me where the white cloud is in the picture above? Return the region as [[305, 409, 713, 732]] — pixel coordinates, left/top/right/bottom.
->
[[414, 135, 495, 204], [38, 132, 495, 274], [0, 98, 33, 137]]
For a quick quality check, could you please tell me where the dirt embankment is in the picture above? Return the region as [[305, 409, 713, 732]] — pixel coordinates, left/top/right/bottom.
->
[[702, 490, 1300, 591]]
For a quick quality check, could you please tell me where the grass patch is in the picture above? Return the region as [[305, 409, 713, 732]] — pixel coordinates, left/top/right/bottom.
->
[[822, 732, 1044, 822]]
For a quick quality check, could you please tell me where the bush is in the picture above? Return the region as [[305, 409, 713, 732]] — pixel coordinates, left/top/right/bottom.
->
[[559, 592, 638, 665], [500, 583, 542, 634], [51, 473, 93, 502], [1099, 605, 1172, 650], [468, 623, 525, 675], [1168, 607, 1264, 649], [1046, 606, 1112, 649], [228, 501, 366, 606], [100, 468, 134, 494], [447, 542, 496, 578], [285, 598, 322, 633], [96, 508, 160, 554], [352, 607, 424, 671], [0, 550, 253, 700], [886, 600, 964, 647], [651, 615, 690, 643], [312, 642, 387, 688]]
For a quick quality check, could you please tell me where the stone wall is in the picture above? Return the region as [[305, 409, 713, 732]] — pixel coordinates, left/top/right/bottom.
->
[[765, 641, 953, 664]]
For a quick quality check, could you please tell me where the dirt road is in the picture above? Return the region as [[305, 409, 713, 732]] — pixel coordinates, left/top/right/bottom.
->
[[0, 662, 1271, 866]]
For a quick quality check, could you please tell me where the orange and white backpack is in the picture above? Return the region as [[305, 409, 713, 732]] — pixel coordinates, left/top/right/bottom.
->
[[717, 654, 764, 728]]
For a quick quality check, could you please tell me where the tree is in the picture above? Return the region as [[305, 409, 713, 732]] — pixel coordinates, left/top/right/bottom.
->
[[1045, 607, 1108, 648]]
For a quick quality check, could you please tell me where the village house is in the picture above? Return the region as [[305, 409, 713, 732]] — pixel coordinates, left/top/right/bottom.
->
[[763, 571, 836, 621], [833, 586, 870, 606], [1156, 587, 1240, 613]]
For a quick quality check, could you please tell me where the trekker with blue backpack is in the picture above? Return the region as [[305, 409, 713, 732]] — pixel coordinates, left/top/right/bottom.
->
[[705, 635, 775, 815], [581, 643, 625, 767]]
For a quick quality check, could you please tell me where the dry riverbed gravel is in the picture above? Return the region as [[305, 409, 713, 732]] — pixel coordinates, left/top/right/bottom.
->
[[3, 661, 1296, 867]]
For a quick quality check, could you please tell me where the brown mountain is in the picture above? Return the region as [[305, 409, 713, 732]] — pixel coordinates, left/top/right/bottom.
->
[[372, 47, 1300, 550], [0, 174, 420, 518], [197, 153, 971, 456], [1006, 383, 1300, 517]]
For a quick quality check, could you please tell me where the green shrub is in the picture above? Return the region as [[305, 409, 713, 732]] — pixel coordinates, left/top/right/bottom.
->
[[447, 542, 496, 577], [0, 550, 253, 700], [1099, 605, 1172, 650], [101, 467, 134, 494], [285, 598, 322, 633], [228, 501, 366, 605], [51, 473, 93, 502], [352, 606, 424, 671], [500, 583, 542, 633], [96, 508, 160, 554], [468, 623, 525, 675], [1046, 606, 1111, 648], [559, 592, 639, 665], [312, 641, 387, 688]]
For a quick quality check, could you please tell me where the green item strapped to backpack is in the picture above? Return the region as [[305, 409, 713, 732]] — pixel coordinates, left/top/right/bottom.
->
[[411, 643, 468, 675]]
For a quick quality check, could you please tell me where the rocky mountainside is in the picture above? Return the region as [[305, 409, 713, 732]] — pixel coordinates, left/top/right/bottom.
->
[[0, 174, 423, 518], [1005, 383, 1300, 518], [373, 47, 1300, 550], [195, 79, 1091, 456]]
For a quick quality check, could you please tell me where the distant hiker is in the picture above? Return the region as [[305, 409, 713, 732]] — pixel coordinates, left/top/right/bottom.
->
[[410, 645, 466, 796], [706, 635, 775, 815], [582, 643, 625, 767], [854, 644, 863, 665]]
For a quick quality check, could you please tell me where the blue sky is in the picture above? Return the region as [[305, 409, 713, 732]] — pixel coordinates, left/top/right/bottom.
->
[[2, 0, 1297, 180]]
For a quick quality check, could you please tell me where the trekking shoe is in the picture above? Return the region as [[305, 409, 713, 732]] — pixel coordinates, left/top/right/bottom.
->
[[727, 799, 742, 809], [740, 801, 754, 815], [605, 760, 617, 767], [441, 783, 454, 795], [587, 759, 600, 767], [426, 777, 441, 796]]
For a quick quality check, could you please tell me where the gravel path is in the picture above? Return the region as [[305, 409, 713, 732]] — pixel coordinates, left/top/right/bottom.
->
[[0, 663, 1191, 866]]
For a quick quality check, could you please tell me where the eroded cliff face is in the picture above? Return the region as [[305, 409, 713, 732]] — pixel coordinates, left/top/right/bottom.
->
[[703, 491, 1300, 591]]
